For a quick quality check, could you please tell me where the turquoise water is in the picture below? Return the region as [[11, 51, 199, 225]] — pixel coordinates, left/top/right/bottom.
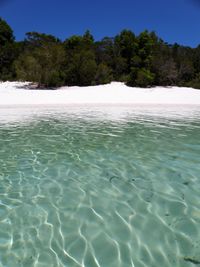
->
[[0, 106, 200, 267]]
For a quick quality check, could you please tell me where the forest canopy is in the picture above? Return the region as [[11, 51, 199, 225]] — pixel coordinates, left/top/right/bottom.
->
[[1, 17, 200, 89]]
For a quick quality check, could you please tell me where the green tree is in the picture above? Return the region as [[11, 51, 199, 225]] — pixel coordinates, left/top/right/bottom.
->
[[171, 45, 195, 84], [157, 57, 178, 86], [64, 30, 94, 52], [1, 23, 199, 88], [114, 30, 136, 72], [95, 36, 127, 80], [63, 31, 97, 86], [64, 50, 97, 86], [83, 30, 94, 46], [14, 53, 41, 83], [127, 68, 155, 87], [0, 17, 14, 46], [126, 31, 158, 87], [0, 18, 16, 80], [25, 32, 60, 48], [178, 59, 195, 84], [95, 37, 114, 66], [14, 33, 65, 87], [186, 72, 200, 89], [136, 30, 158, 69], [193, 45, 200, 74], [94, 63, 113, 85]]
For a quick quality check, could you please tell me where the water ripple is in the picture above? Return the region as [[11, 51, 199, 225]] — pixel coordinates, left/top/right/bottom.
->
[[0, 107, 200, 266]]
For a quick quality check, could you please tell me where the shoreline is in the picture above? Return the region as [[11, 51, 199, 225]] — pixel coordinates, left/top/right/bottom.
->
[[1, 81, 200, 106]]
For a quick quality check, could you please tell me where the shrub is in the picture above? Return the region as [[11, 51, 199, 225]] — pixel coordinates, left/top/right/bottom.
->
[[94, 63, 113, 85], [127, 68, 155, 87]]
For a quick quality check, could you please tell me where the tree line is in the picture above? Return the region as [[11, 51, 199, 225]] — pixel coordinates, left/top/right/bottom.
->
[[1, 17, 200, 88]]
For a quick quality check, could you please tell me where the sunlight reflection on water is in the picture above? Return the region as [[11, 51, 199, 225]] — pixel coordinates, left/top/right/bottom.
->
[[0, 105, 200, 267]]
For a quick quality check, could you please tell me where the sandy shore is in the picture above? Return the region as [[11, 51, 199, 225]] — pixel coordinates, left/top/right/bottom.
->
[[1, 81, 200, 106]]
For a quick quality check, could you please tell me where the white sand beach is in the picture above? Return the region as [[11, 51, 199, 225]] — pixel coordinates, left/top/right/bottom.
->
[[1, 81, 200, 106]]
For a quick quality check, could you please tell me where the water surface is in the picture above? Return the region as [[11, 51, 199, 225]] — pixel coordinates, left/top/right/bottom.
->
[[0, 106, 200, 267]]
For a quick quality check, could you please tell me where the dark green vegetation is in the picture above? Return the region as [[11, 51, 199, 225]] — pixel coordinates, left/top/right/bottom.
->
[[1, 17, 200, 88]]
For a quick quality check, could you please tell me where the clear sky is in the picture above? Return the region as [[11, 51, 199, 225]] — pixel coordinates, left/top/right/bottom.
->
[[0, 0, 200, 47]]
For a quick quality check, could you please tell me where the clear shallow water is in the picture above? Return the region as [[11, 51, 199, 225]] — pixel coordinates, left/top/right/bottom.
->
[[0, 106, 200, 267]]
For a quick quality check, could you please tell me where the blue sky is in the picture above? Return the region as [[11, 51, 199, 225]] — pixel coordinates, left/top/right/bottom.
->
[[0, 0, 199, 47]]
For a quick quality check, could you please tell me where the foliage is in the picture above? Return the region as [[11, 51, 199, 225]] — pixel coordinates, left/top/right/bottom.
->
[[0, 17, 14, 46], [95, 63, 113, 85], [127, 68, 155, 87], [114, 30, 136, 72], [1, 18, 200, 88], [14, 34, 65, 87], [0, 17, 16, 80], [14, 54, 41, 83], [64, 49, 97, 86], [186, 73, 200, 89]]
